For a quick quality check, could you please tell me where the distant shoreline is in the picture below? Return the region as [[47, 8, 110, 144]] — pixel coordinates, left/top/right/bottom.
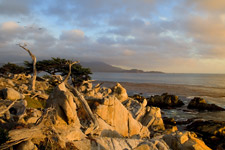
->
[[93, 71, 165, 73]]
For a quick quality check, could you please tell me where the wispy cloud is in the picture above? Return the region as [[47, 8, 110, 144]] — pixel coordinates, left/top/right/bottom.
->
[[0, 0, 225, 73]]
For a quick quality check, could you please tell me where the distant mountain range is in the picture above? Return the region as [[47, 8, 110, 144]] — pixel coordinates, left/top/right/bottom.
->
[[0, 61, 164, 73], [81, 61, 164, 73]]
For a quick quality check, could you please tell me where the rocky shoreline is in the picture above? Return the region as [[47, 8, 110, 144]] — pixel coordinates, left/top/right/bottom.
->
[[0, 74, 224, 150]]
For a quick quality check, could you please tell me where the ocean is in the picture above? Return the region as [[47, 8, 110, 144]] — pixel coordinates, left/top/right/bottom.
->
[[91, 72, 225, 88], [91, 72, 225, 122]]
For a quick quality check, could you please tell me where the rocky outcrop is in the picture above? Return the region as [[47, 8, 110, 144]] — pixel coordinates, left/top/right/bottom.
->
[[122, 98, 144, 119], [147, 93, 184, 108], [163, 131, 211, 150], [162, 117, 178, 134], [112, 83, 128, 102], [187, 97, 225, 111], [138, 106, 165, 133], [0, 99, 27, 122], [16, 140, 38, 150], [0, 76, 219, 150], [130, 94, 146, 103], [35, 81, 49, 91], [1, 88, 24, 100], [72, 137, 170, 150], [123, 98, 165, 135], [12, 74, 31, 81], [93, 96, 150, 138], [46, 82, 80, 126], [187, 120, 225, 150]]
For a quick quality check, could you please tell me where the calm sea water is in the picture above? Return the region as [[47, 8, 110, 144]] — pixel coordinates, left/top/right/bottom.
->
[[91, 72, 225, 88], [92, 72, 225, 121]]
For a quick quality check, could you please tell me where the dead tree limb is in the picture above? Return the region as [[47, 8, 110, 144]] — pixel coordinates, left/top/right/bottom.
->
[[18, 43, 37, 91], [63, 61, 99, 129], [0, 99, 18, 116], [66, 83, 99, 130], [63, 61, 79, 84]]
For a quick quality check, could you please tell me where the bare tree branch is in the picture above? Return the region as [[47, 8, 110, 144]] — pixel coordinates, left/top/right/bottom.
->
[[0, 99, 18, 116], [18, 43, 37, 91], [66, 83, 99, 130], [63, 61, 79, 84]]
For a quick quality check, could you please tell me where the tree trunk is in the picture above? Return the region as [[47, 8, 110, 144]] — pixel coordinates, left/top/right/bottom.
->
[[66, 83, 99, 129], [18, 44, 37, 91], [64, 61, 99, 129]]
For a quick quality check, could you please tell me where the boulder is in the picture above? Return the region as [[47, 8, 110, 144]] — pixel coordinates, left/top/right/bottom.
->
[[0, 104, 10, 120], [2, 88, 24, 100], [19, 84, 29, 91], [35, 81, 49, 91], [112, 83, 128, 102], [79, 80, 93, 93], [187, 120, 225, 150], [88, 117, 122, 138], [99, 87, 112, 97], [93, 96, 150, 138], [163, 131, 211, 150], [25, 108, 42, 124], [133, 140, 169, 150], [72, 137, 169, 150], [130, 94, 146, 103], [122, 98, 143, 119], [123, 98, 165, 134], [138, 106, 165, 132], [13, 73, 31, 80], [163, 117, 178, 134], [187, 97, 225, 111], [147, 93, 184, 108], [46, 82, 80, 127], [10, 100, 27, 115], [5, 79, 15, 87], [16, 140, 38, 150]]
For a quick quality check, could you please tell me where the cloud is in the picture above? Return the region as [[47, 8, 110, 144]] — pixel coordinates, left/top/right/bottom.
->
[[186, 0, 225, 13], [1, 21, 20, 31], [122, 49, 136, 56], [0, 0, 42, 16], [60, 29, 85, 41], [0, 0, 225, 73]]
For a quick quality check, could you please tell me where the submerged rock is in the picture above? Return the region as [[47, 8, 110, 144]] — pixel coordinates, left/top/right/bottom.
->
[[187, 97, 225, 111], [147, 93, 184, 108], [187, 120, 225, 150]]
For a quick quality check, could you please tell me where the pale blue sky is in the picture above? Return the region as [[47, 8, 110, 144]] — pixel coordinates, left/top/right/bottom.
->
[[0, 0, 225, 73]]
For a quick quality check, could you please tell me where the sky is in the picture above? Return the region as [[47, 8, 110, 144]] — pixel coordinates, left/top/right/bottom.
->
[[0, 0, 225, 73]]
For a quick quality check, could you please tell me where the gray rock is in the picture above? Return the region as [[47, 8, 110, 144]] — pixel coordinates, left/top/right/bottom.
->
[[16, 140, 38, 150], [2, 88, 24, 100]]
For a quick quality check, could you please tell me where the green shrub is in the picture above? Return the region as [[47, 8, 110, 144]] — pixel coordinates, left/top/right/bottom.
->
[[25, 96, 46, 109]]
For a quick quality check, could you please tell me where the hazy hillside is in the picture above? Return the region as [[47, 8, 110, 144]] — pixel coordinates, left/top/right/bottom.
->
[[0, 61, 163, 73], [81, 61, 125, 72], [81, 61, 164, 73]]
